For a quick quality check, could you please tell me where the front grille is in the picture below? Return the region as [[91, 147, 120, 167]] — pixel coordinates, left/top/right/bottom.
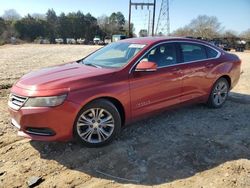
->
[[8, 94, 28, 110]]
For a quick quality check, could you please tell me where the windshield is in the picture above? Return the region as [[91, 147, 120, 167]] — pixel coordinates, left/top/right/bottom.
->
[[81, 42, 146, 68]]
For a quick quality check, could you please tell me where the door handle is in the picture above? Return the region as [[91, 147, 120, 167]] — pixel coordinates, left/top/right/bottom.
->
[[171, 67, 181, 74], [172, 67, 180, 71]]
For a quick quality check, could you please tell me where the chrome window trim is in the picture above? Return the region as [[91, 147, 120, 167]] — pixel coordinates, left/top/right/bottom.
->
[[129, 40, 221, 74], [135, 68, 157, 72]]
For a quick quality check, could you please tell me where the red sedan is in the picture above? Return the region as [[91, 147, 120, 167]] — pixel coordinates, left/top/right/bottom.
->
[[8, 37, 241, 147]]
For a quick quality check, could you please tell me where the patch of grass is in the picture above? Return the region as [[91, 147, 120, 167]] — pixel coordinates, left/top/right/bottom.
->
[[0, 89, 10, 97], [0, 83, 12, 90]]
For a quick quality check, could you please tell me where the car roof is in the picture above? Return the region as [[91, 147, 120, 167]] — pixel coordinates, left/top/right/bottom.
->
[[121, 36, 211, 46]]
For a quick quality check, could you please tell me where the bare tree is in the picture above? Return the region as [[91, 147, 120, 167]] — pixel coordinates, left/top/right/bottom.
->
[[97, 15, 110, 35], [2, 9, 21, 21], [97, 12, 129, 36], [189, 15, 221, 39], [171, 26, 194, 37], [172, 15, 222, 39], [124, 21, 135, 37], [223, 30, 238, 38], [241, 29, 250, 40]]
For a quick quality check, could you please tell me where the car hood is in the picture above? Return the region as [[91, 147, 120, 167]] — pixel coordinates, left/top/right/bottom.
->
[[15, 62, 115, 91]]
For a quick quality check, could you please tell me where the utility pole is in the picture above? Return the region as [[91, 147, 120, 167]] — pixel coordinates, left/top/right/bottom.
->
[[128, 0, 132, 37], [152, 0, 156, 36], [156, 0, 170, 36], [128, 0, 156, 37], [148, 10, 151, 36]]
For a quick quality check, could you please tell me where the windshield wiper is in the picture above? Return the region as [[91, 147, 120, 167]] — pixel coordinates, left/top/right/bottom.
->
[[82, 61, 102, 68]]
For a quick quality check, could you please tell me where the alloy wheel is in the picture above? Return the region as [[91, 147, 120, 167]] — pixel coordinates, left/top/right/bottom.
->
[[76, 108, 115, 144], [212, 80, 229, 106]]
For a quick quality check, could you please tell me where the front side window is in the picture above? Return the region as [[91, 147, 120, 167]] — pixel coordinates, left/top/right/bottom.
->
[[180, 43, 207, 62], [81, 42, 146, 68], [141, 43, 177, 67]]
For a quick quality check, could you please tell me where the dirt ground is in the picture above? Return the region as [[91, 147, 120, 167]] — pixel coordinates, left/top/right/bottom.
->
[[0, 44, 250, 188]]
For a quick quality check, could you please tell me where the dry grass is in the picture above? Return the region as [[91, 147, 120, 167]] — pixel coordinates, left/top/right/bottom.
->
[[0, 44, 101, 87], [0, 44, 249, 188]]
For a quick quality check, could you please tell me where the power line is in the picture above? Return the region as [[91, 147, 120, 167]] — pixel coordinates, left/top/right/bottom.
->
[[128, 0, 156, 37], [156, 0, 170, 36]]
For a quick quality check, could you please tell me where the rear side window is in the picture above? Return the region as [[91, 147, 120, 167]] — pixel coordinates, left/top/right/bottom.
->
[[206, 46, 219, 58], [180, 43, 207, 62]]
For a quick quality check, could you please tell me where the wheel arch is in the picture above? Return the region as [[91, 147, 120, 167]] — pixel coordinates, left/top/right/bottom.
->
[[78, 96, 126, 127], [207, 74, 232, 102], [210, 74, 231, 91], [207, 75, 231, 108], [219, 75, 231, 89]]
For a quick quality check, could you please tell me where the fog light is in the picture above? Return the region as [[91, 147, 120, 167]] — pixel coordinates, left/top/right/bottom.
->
[[26, 127, 55, 136]]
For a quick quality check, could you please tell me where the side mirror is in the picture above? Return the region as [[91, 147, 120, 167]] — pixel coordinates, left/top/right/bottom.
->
[[135, 61, 157, 72]]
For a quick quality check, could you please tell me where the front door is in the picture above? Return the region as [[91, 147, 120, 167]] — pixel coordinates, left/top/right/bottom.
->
[[129, 42, 183, 118]]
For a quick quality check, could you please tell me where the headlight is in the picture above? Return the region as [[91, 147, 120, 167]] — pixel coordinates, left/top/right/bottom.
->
[[24, 94, 67, 107]]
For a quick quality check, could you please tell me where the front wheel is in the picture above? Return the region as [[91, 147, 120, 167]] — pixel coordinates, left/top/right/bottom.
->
[[74, 99, 121, 147], [207, 78, 229, 108]]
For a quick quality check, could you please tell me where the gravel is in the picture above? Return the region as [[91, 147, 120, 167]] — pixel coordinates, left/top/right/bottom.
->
[[0, 44, 249, 188]]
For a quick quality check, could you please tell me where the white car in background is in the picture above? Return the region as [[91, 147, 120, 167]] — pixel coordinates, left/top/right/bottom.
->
[[77, 38, 85, 44], [66, 38, 76, 44], [93, 36, 101, 45], [55, 38, 64, 44]]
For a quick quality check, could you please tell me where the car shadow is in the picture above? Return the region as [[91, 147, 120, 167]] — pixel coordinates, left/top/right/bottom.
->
[[30, 92, 250, 185]]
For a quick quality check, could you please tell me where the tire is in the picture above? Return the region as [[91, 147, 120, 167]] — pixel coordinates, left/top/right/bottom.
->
[[74, 99, 121, 147], [207, 77, 229, 108]]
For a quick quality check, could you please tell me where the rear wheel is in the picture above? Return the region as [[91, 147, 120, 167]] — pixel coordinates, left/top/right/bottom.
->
[[207, 78, 229, 108], [74, 99, 121, 147]]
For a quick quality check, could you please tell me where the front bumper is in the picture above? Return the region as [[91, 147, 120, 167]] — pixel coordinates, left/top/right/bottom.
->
[[8, 100, 80, 141]]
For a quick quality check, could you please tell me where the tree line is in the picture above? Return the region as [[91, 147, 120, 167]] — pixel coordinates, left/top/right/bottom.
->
[[171, 15, 250, 41], [1, 9, 250, 46], [170, 15, 250, 49], [0, 9, 132, 44]]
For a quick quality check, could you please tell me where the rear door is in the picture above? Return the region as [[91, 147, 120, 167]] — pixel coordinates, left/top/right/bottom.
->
[[177, 42, 220, 102]]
